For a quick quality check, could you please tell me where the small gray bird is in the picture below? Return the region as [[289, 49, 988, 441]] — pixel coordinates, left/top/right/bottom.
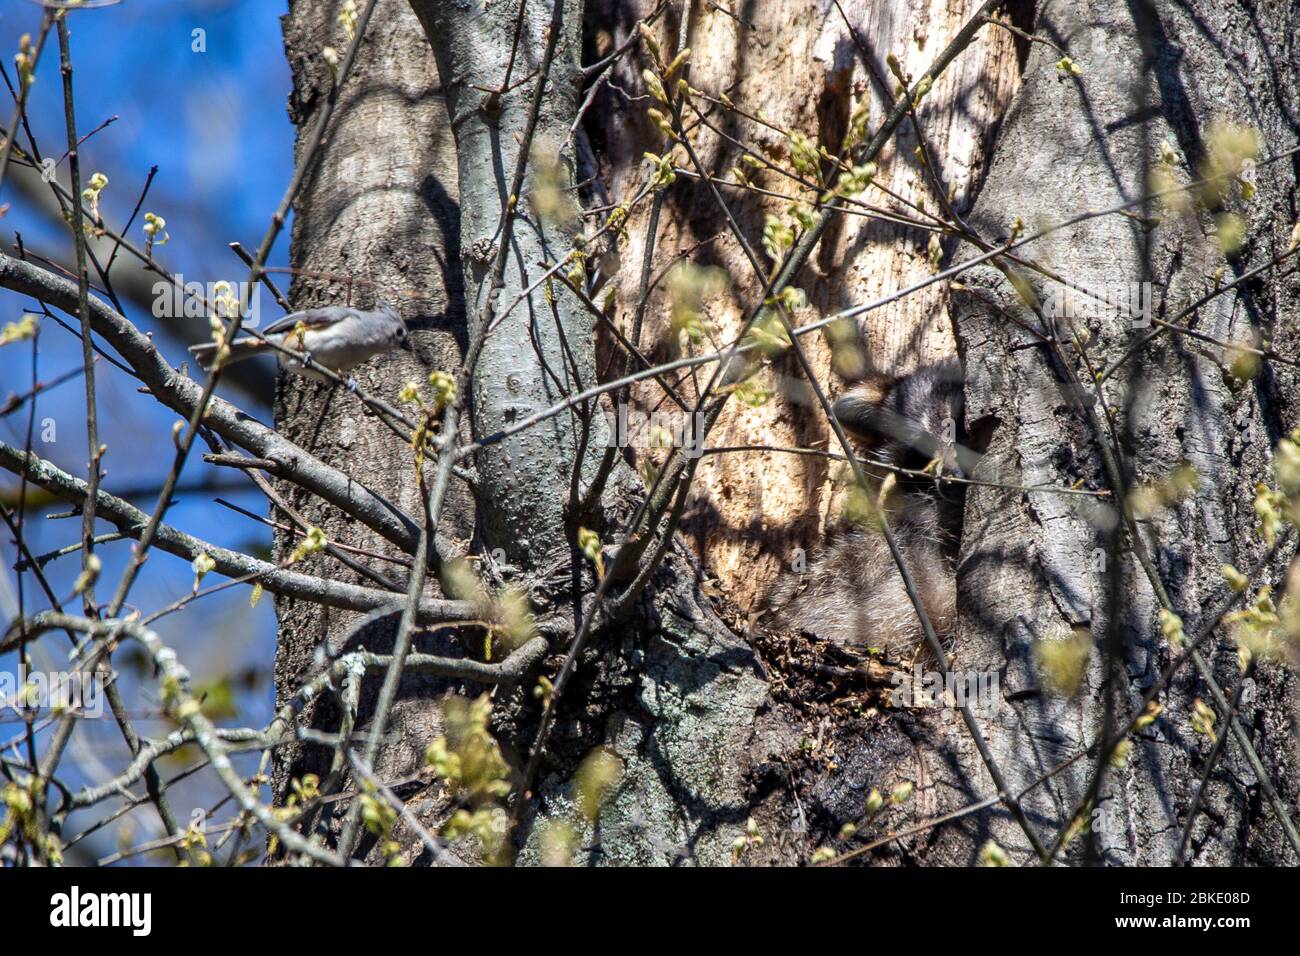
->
[[189, 303, 412, 385]]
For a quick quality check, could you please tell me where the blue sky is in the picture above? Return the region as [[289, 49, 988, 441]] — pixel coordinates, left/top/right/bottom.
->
[[0, 1, 295, 863]]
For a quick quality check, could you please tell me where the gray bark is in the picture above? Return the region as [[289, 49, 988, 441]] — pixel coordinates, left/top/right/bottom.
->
[[409, 0, 610, 565], [272, 0, 774, 865], [268, 0, 1300, 866], [272, 0, 476, 857], [405, 0, 779, 865], [939, 0, 1300, 864]]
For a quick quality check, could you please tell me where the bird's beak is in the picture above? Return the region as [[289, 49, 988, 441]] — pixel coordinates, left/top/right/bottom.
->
[[401, 337, 415, 352]]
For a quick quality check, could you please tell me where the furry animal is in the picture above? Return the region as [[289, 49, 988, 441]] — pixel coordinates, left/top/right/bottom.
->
[[767, 357, 968, 660]]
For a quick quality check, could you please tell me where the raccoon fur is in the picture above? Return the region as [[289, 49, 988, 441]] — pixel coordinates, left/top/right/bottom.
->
[[767, 357, 967, 660]]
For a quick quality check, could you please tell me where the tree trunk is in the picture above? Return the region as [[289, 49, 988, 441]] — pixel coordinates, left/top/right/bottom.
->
[[274, 0, 773, 865], [270, 0, 1300, 866], [272, 0, 477, 860], [937, 0, 1300, 865], [588, 0, 1024, 611]]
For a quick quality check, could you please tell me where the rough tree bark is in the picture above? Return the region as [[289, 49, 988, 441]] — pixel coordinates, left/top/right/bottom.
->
[[589, 0, 1025, 609], [269, 0, 1299, 866], [273, 0, 477, 859], [275, 0, 771, 865], [939, 0, 1300, 865]]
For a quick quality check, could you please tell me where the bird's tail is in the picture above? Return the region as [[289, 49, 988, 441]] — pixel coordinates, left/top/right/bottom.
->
[[187, 337, 268, 370]]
